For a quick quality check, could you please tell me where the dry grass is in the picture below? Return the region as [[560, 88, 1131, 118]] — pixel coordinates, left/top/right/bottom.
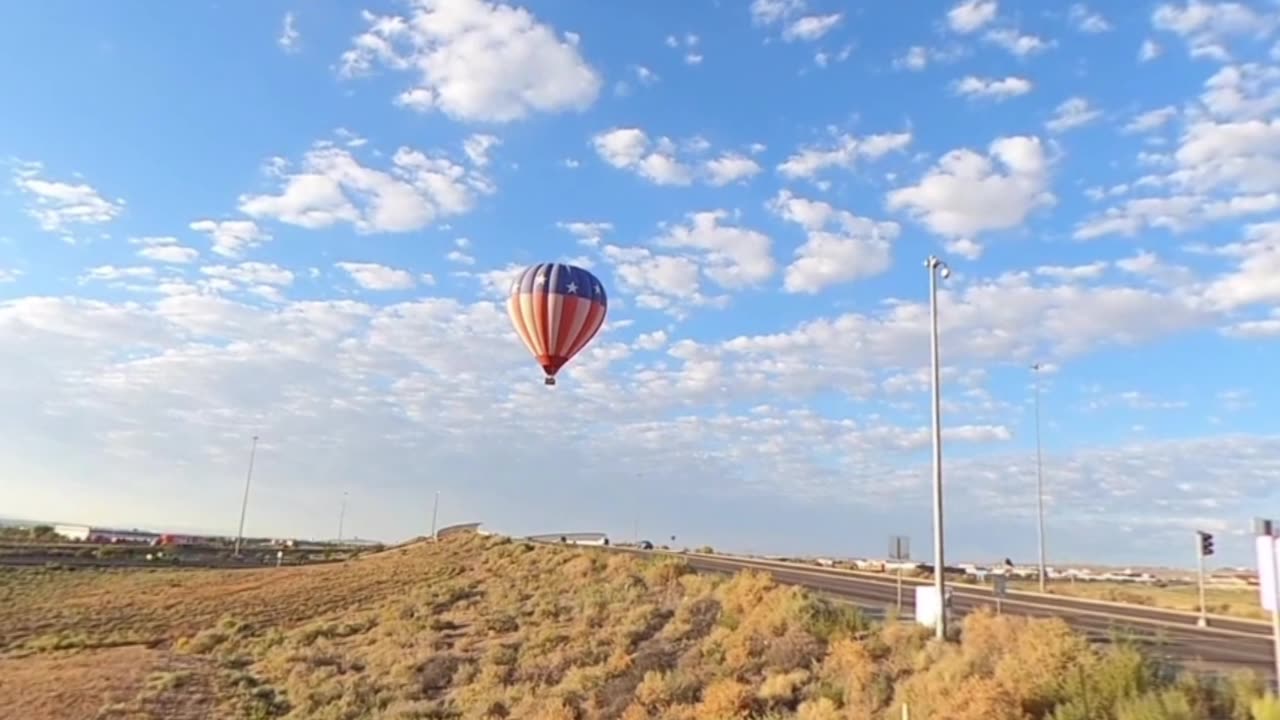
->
[[1, 536, 1275, 719]]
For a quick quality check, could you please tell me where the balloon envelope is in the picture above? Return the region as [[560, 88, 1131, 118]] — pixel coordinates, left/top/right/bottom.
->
[[507, 263, 608, 384]]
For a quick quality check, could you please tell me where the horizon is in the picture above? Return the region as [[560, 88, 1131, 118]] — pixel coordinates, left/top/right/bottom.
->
[[3, 0, 1279, 569]]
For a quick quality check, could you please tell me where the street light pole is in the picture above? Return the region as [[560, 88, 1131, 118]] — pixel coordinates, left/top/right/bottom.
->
[[430, 491, 440, 541], [926, 255, 950, 640], [337, 491, 348, 543], [1032, 363, 1048, 593], [234, 435, 259, 557]]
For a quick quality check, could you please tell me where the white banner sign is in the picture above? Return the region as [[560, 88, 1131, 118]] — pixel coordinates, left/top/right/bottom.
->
[[1257, 535, 1279, 612]]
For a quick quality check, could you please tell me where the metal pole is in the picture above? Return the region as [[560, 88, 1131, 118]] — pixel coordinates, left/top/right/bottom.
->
[[337, 491, 348, 543], [1196, 532, 1208, 628], [234, 435, 259, 557], [927, 255, 947, 640], [1032, 363, 1048, 593], [430, 491, 440, 541]]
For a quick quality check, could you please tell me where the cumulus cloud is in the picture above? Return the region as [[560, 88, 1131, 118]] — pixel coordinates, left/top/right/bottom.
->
[[1068, 4, 1112, 33], [777, 130, 912, 180], [189, 220, 270, 259], [132, 236, 200, 265], [953, 75, 1033, 100], [591, 128, 762, 187], [11, 162, 125, 234], [749, 0, 843, 42], [338, 0, 602, 122], [279, 12, 301, 53], [769, 190, 900, 293], [335, 262, 418, 291], [1045, 97, 1102, 133], [238, 140, 493, 234], [886, 136, 1055, 257], [655, 210, 777, 290], [947, 0, 998, 34]]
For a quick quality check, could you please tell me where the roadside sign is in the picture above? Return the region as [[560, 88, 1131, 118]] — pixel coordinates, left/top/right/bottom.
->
[[889, 535, 910, 561], [1258, 535, 1278, 612], [993, 575, 1008, 597]]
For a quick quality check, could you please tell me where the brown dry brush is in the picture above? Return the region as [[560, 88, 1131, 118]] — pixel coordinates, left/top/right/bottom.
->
[[2, 535, 1277, 720]]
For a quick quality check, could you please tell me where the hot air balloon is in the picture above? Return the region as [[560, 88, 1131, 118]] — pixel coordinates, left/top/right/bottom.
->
[[507, 262, 608, 386]]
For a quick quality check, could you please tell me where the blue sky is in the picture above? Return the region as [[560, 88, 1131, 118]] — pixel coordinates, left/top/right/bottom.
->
[[2, 0, 1279, 568]]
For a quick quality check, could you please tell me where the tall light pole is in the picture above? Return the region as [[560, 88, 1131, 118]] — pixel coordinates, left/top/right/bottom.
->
[[337, 491, 348, 543], [926, 255, 950, 640], [1032, 363, 1048, 593], [430, 491, 440, 541], [234, 435, 259, 557]]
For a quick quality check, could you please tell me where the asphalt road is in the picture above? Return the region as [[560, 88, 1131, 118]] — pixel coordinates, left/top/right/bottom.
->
[[677, 553, 1276, 677]]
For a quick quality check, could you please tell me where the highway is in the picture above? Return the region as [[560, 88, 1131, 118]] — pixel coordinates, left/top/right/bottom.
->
[[674, 552, 1276, 677]]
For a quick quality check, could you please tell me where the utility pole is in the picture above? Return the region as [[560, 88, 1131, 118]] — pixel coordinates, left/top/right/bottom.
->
[[337, 491, 348, 543], [1195, 530, 1213, 627], [926, 255, 951, 640], [233, 435, 259, 557], [430, 491, 440, 541], [1032, 363, 1048, 593]]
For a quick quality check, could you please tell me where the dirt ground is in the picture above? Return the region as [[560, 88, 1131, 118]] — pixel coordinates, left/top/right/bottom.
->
[[0, 645, 217, 720]]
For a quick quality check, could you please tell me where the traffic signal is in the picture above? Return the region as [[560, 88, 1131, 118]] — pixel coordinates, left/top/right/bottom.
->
[[1197, 530, 1214, 557]]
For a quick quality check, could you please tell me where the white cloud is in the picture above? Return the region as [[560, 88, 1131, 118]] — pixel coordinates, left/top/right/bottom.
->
[[592, 128, 693, 186], [633, 330, 668, 351], [81, 265, 157, 283], [1140, 38, 1164, 61], [339, 0, 602, 123], [1151, 0, 1275, 61], [188, 219, 270, 259], [769, 190, 900, 293], [749, 0, 843, 43], [334, 262, 416, 291], [279, 11, 301, 53], [704, 153, 763, 186], [1123, 105, 1179, 133], [1068, 4, 1112, 33], [558, 221, 614, 247], [592, 128, 763, 187], [1045, 97, 1102, 133], [600, 245, 718, 314], [655, 210, 776, 290], [238, 140, 492, 233], [632, 65, 659, 86], [782, 14, 843, 42], [886, 136, 1055, 256], [202, 262, 295, 287], [0, 269, 22, 283], [947, 0, 998, 34], [446, 250, 475, 265], [131, 236, 199, 266], [462, 134, 501, 167], [12, 162, 125, 233], [892, 44, 967, 71], [984, 28, 1053, 57], [953, 75, 1033, 100], [777, 130, 912, 180], [1034, 261, 1108, 281]]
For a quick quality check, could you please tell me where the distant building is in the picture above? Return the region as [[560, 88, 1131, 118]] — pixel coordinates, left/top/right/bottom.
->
[[54, 524, 91, 542], [54, 525, 160, 544], [526, 532, 609, 546]]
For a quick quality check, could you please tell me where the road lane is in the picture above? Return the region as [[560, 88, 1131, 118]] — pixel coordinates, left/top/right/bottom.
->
[[675, 552, 1275, 676]]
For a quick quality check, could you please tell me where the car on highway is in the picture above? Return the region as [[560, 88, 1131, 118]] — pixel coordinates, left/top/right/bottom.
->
[[638, 540, 654, 550]]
